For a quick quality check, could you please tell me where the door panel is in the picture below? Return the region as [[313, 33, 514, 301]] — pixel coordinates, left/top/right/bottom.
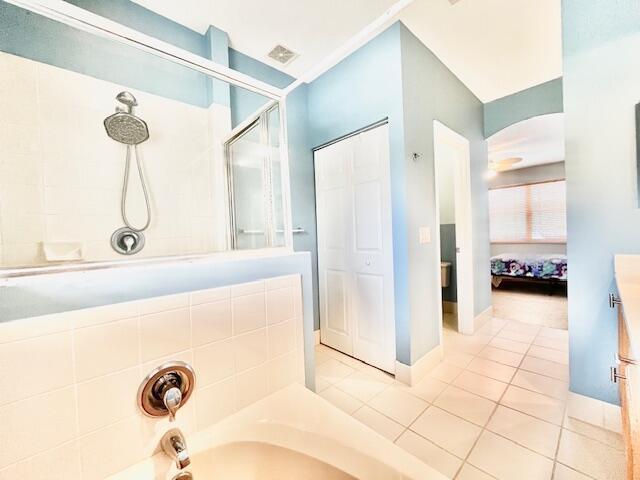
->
[[354, 273, 384, 343], [315, 124, 395, 373], [316, 140, 354, 353], [353, 181, 382, 251], [326, 270, 349, 334]]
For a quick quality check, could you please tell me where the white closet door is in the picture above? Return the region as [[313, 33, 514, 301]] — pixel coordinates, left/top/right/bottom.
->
[[315, 137, 354, 355], [315, 124, 395, 373]]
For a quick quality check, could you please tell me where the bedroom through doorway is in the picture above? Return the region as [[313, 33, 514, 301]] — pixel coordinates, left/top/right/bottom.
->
[[487, 113, 568, 330]]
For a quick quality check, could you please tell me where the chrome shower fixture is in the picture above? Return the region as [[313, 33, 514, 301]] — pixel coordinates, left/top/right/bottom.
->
[[104, 91, 152, 254], [104, 91, 149, 145]]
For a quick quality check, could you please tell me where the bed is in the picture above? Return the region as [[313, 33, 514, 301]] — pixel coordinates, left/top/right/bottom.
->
[[491, 253, 567, 288]]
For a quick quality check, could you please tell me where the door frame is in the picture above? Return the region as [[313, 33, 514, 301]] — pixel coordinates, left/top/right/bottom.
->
[[433, 121, 475, 336]]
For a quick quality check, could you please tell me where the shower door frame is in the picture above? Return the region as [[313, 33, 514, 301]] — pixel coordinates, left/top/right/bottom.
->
[[1, 0, 294, 277], [225, 102, 286, 250]]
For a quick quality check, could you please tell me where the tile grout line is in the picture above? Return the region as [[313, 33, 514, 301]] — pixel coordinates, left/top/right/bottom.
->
[[316, 320, 613, 480]]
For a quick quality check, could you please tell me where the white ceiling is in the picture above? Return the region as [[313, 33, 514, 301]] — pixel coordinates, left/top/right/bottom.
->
[[132, 0, 399, 78], [487, 113, 565, 170], [132, 0, 562, 102], [397, 0, 562, 102]]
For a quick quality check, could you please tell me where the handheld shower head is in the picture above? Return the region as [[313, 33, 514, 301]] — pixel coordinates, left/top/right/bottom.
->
[[116, 91, 138, 113], [104, 91, 149, 145]]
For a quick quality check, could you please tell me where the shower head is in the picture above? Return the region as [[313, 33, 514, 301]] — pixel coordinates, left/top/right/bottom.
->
[[104, 92, 149, 145], [104, 113, 149, 145], [116, 91, 138, 113]]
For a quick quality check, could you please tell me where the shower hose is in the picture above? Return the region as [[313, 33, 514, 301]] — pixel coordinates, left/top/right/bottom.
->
[[121, 144, 152, 232]]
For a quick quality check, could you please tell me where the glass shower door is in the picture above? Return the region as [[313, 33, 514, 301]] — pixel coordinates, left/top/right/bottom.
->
[[227, 104, 285, 250]]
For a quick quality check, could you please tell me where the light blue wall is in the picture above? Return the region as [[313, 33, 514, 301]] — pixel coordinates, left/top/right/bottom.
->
[[286, 22, 489, 366], [562, 0, 640, 405], [1, 0, 291, 116], [285, 85, 320, 330], [205, 26, 231, 107], [303, 23, 410, 362], [484, 78, 564, 138], [229, 49, 295, 127], [66, 0, 207, 56], [399, 24, 489, 361], [0, 0, 211, 107]]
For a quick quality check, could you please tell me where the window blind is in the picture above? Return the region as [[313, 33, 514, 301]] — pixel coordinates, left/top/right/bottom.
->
[[489, 180, 566, 243]]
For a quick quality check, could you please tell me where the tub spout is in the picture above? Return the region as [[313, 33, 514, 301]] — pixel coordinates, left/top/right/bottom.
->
[[161, 428, 191, 469]]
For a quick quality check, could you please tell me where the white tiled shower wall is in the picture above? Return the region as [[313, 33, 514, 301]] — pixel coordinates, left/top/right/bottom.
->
[[0, 51, 230, 267], [0, 274, 305, 479]]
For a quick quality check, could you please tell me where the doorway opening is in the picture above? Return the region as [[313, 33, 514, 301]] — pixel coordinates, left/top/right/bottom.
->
[[487, 113, 567, 330], [434, 121, 474, 336]]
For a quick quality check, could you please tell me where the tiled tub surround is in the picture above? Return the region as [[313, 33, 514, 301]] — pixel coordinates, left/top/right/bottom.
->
[[316, 319, 625, 480], [0, 274, 304, 479], [0, 51, 231, 267]]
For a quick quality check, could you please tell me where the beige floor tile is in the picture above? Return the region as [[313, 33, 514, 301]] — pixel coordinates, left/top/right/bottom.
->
[[500, 385, 565, 425], [410, 406, 482, 458], [487, 406, 561, 458], [395, 430, 462, 479], [538, 327, 568, 340], [314, 349, 332, 365], [434, 385, 496, 427], [430, 362, 464, 383], [328, 349, 368, 370], [466, 357, 516, 383], [468, 431, 554, 480], [444, 350, 475, 368], [477, 346, 524, 368], [352, 405, 404, 441], [334, 370, 389, 402], [553, 463, 590, 479], [502, 320, 542, 335], [497, 329, 537, 344], [316, 358, 355, 385], [368, 385, 428, 426], [489, 337, 530, 354], [400, 376, 448, 403], [493, 291, 567, 330], [562, 416, 624, 451], [456, 463, 496, 480], [318, 386, 363, 414], [453, 371, 508, 402], [533, 336, 568, 352], [511, 370, 569, 400], [556, 429, 625, 480], [520, 356, 569, 382], [315, 376, 331, 393], [445, 335, 490, 355], [528, 345, 569, 365], [357, 362, 395, 383]]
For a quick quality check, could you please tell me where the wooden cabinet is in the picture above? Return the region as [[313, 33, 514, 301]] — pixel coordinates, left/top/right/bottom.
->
[[618, 305, 640, 479]]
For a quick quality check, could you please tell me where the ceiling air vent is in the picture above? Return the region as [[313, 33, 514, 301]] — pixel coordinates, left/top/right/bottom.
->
[[268, 45, 298, 65]]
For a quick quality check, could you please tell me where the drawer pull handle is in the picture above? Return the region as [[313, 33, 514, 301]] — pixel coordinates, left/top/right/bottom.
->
[[609, 293, 622, 308]]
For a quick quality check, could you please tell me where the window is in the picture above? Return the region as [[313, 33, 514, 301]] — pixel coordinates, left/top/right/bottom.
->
[[489, 180, 567, 243]]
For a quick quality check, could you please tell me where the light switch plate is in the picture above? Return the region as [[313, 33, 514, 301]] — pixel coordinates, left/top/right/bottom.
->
[[419, 227, 431, 244]]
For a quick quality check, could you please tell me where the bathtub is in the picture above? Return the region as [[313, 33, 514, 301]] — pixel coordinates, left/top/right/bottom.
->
[[110, 384, 447, 480]]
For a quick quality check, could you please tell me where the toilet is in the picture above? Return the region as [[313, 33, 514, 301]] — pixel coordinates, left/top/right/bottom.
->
[[441, 262, 451, 288]]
